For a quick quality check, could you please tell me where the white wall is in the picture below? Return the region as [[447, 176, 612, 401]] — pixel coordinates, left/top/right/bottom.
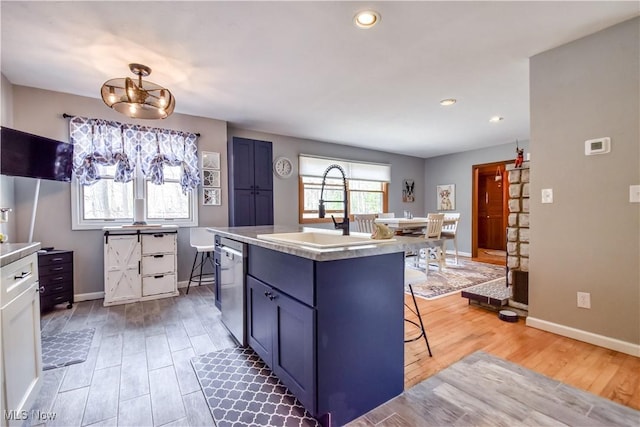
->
[[529, 18, 639, 348], [10, 85, 227, 296]]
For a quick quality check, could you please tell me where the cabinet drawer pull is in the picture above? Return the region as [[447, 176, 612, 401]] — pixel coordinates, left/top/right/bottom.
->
[[14, 271, 31, 280], [153, 254, 164, 258], [153, 234, 165, 238], [51, 267, 64, 271], [154, 274, 164, 279], [52, 276, 64, 282], [51, 257, 64, 262], [39, 286, 45, 293]]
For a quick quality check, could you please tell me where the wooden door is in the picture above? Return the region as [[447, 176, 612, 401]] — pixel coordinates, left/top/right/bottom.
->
[[478, 172, 505, 249], [104, 235, 141, 304]]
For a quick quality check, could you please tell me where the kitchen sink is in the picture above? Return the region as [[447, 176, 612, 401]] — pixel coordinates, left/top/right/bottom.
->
[[256, 231, 395, 248]]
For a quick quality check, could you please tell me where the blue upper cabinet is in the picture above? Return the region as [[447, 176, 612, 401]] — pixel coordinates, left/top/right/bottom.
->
[[228, 137, 274, 226]]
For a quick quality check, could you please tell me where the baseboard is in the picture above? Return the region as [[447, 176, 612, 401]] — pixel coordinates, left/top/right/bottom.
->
[[74, 291, 105, 302], [526, 316, 640, 357], [177, 279, 214, 289], [445, 250, 471, 258]]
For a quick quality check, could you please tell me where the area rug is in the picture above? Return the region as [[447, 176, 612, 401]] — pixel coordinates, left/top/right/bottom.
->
[[41, 328, 95, 370], [191, 347, 319, 427], [347, 351, 640, 426], [406, 258, 505, 300]]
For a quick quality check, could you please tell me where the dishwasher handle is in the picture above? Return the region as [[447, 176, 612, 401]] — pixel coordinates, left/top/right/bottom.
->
[[221, 246, 243, 259]]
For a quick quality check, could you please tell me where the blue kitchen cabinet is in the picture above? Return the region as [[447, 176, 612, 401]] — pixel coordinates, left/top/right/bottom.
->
[[228, 137, 273, 226], [246, 244, 404, 426]]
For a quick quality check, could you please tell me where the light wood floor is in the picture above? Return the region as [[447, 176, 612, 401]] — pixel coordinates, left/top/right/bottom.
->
[[404, 288, 640, 411], [472, 247, 506, 265]]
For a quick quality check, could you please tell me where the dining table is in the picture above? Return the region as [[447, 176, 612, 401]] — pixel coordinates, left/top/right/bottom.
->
[[374, 216, 449, 271]]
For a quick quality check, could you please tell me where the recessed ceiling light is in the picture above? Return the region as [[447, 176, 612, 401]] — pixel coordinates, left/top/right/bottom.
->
[[354, 10, 380, 29], [440, 98, 457, 106], [489, 116, 504, 123]]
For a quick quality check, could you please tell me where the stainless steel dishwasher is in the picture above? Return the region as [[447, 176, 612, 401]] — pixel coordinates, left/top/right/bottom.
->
[[219, 237, 247, 346]]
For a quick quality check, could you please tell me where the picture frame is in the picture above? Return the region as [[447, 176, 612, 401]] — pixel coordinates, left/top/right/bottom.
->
[[203, 188, 221, 206], [202, 169, 220, 187], [437, 184, 455, 210], [402, 179, 415, 202], [202, 151, 220, 170]]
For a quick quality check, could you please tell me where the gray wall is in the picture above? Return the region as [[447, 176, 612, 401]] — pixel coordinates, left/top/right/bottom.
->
[[228, 127, 425, 227], [423, 140, 529, 255], [9, 84, 228, 296], [0, 74, 16, 241], [529, 18, 639, 344]]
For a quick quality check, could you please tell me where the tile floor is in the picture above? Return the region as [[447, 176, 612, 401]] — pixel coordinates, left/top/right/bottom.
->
[[28, 285, 235, 427]]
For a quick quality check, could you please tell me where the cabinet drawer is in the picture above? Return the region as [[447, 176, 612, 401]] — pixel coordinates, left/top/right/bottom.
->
[[39, 281, 72, 296], [41, 291, 73, 306], [142, 274, 176, 296], [39, 262, 72, 277], [248, 245, 314, 306], [1, 253, 38, 308], [142, 254, 174, 275], [142, 233, 176, 254], [39, 270, 72, 286], [38, 252, 73, 267]]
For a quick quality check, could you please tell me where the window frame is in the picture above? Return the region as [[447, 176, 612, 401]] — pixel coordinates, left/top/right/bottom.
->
[[71, 169, 198, 230], [298, 176, 389, 224]]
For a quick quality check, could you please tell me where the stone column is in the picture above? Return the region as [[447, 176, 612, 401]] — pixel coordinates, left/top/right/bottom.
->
[[506, 161, 530, 306]]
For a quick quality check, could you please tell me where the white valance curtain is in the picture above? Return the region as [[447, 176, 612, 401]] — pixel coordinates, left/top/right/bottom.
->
[[69, 116, 200, 193], [298, 154, 391, 182]]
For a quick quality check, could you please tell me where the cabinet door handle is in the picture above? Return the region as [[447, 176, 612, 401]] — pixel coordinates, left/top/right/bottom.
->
[[138, 261, 141, 275], [153, 234, 164, 238], [153, 254, 164, 258], [255, 185, 260, 189], [38, 286, 45, 293], [214, 260, 220, 266], [264, 291, 276, 301], [14, 271, 31, 280], [154, 274, 165, 279]]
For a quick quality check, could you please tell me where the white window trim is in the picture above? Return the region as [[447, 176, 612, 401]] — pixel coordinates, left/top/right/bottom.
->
[[70, 175, 198, 230]]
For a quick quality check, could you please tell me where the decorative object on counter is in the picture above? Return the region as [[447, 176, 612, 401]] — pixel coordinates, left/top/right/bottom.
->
[[371, 222, 394, 239], [437, 183, 456, 210], [101, 63, 175, 119], [0, 233, 7, 243], [273, 156, 294, 178], [319, 164, 350, 235], [191, 347, 319, 427], [41, 328, 94, 370], [0, 207, 12, 223], [133, 198, 147, 225], [405, 258, 504, 300], [402, 178, 415, 202]]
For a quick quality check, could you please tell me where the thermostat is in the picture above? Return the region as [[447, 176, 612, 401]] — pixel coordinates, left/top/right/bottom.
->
[[584, 137, 611, 155]]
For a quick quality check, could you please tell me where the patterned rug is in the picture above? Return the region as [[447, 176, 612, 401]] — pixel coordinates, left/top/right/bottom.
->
[[191, 347, 319, 427], [406, 258, 505, 300], [41, 328, 95, 370]]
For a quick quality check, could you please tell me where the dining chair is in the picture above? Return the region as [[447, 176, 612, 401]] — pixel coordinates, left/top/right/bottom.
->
[[378, 212, 396, 218], [353, 214, 377, 233], [415, 213, 445, 272], [441, 212, 461, 264]]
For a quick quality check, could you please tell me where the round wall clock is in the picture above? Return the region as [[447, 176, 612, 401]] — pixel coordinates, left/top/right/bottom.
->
[[273, 156, 294, 178]]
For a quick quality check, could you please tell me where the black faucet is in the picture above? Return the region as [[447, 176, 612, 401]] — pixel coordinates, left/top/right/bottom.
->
[[318, 164, 350, 235]]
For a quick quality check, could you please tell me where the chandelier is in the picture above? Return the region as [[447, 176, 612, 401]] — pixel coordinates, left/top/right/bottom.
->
[[101, 63, 175, 119]]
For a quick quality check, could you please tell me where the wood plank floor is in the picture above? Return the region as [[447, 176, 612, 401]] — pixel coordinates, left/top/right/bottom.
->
[[29, 270, 639, 426], [404, 281, 640, 412]]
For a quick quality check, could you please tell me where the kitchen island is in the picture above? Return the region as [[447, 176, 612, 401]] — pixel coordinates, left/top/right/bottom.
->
[[208, 226, 429, 426]]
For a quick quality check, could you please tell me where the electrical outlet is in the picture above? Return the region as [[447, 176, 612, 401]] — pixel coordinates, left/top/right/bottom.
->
[[577, 292, 591, 309], [541, 188, 553, 204]]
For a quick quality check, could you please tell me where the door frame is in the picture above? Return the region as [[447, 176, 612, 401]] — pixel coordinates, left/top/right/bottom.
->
[[471, 160, 512, 257]]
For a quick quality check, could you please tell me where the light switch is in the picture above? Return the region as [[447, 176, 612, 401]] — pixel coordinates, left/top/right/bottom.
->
[[541, 188, 553, 204], [630, 185, 640, 203]]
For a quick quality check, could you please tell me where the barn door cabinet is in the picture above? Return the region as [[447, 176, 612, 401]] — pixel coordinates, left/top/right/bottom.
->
[[228, 137, 274, 226], [103, 226, 178, 306]]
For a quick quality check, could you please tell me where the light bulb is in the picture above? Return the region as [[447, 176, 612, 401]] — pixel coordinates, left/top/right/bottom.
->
[[129, 104, 137, 114], [159, 89, 167, 107]]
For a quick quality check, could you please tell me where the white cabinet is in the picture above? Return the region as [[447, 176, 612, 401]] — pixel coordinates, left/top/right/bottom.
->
[[103, 227, 178, 306], [1, 252, 42, 426]]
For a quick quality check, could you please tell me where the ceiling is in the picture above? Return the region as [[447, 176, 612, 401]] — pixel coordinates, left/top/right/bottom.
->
[[1, 1, 638, 158]]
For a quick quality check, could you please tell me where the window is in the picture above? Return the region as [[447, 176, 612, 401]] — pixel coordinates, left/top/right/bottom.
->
[[299, 177, 388, 223], [72, 165, 197, 229], [69, 116, 199, 230], [298, 154, 389, 225]]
